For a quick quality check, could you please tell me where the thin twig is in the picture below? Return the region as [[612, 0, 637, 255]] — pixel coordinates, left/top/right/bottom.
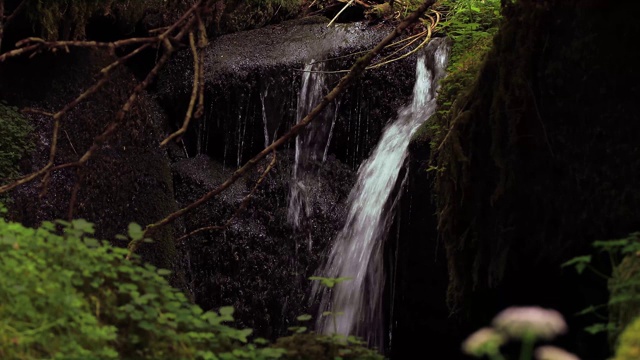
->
[[67, 170, 83, 221], [64, 130, 78, 155], [328, 0, 355, 27], [0, 0, 208, 196], [129, 0, 438, 257], [160, 31, 200, 146], [367, 20, 433, 69], [75, 49, 176, 166]]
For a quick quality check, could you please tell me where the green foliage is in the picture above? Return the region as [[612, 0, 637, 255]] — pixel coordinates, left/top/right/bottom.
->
[[309, 276, 352, 289], [436, 0, 502, 94], [24, 0, 163, 40], [0, 101, 33, 183], [0, 216, 285, 359], [414, 0, 501, 148], [0, 217, 384, 359], [563, 232, 640, 343], [274, 334, 383, 360], [614, 316, 640, 360]]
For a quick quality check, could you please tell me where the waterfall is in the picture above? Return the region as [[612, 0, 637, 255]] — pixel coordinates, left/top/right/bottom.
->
[[313, 38, 450, 349], [288, 61, 336, 240]]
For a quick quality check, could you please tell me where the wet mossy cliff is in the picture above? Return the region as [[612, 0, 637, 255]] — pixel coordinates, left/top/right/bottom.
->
[[0, 5, 423, 341], [401, 0, 640, 357], [155, 17, 420, 339]]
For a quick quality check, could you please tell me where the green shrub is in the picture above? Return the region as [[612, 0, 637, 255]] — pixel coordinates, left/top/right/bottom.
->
[[615, 316, 640, 360], [0, 212, 383, 359], [0, 101, 32, 183], [563, 232, 640, 346], [274, 333, 383, 360], [412, 0, 502, 148], [0, 212, 284, 359]]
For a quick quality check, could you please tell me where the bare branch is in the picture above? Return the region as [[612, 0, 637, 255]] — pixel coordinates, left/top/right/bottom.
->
[[0, 0, 210, 196], [131, 0, 438, 256], [160, 31, 200, 146]]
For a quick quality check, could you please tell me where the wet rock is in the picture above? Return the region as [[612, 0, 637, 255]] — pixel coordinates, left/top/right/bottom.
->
[[2, 49, 180, 274], [157, 18, 418, 169], [172, 151, 354, 339]]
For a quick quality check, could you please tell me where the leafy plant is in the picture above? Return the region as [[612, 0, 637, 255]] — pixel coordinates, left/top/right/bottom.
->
[[414, 0, 502, 149], [562, 232, 640, 342], [309, 276, 353, 289], [0, 214, 284, 359], [0, 101, 33, 184], [0, 214, 387, 359]]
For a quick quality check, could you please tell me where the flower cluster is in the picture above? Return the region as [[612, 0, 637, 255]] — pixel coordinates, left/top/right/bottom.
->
[[492, 307, 567, 340], [462, 306, 580, 360]]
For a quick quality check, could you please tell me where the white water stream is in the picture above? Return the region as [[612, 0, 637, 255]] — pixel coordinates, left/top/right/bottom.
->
[[313, 39, 450, 349]]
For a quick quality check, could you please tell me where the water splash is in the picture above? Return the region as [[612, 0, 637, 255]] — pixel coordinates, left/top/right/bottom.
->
[[288, 61, 336, 239], [313, 38, 450, 349]]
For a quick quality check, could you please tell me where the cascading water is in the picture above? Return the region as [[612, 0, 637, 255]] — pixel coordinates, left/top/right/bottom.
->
[[288, 61, 336, 241], [313, 38, 450, 349]]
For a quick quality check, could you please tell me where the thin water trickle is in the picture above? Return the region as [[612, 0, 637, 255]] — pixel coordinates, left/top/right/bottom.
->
[[288, 60, 336, 238], [260, 86, 271, 148], [312, 38, 450, 349]]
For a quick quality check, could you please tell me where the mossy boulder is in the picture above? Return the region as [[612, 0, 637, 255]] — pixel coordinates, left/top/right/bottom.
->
[[0, 48, 180, 275]]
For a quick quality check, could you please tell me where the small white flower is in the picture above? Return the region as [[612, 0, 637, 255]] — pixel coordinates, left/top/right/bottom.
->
[[492, 306, 568, 340], [462, 327, 505, 357], [535, 345, 580, 360]]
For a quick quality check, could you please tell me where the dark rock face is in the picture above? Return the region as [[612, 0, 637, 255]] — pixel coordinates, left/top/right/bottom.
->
[[157, 18, 418, 169], [426, 0, 640, 357], [172, 152, 354, 338], [1, 49, 180, 273], [387, 141, 461, 359]]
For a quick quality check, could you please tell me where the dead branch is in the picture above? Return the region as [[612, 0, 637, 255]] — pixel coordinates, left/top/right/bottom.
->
[[0, 0, 211, 196], [129, 0, 438, 257], [67, 170, 83, 220], [160, 31, 201, 146], [175, 151, 277, 243]]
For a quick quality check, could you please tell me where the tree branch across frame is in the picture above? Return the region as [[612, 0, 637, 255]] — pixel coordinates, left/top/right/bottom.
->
[[0, 0, 439, 259]]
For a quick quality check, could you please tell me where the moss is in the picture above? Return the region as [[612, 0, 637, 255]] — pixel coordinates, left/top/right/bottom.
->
[[429, 0, 640, 316], [609, 255, 640, 346], [430, 0, 560, 307], [615, 316, 640, 360], [411, 0, 500, 150], [0, 101, 33, 208], [0, 101, 32, 183]]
